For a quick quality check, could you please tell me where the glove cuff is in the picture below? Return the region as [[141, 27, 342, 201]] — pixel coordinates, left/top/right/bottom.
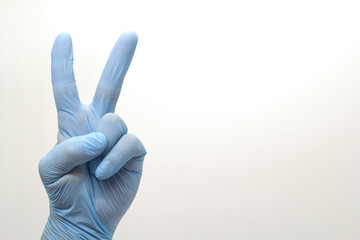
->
[[41, 210, 112, 240]]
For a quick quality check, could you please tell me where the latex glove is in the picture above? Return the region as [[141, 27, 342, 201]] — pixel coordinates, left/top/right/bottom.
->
[[39, 32, 146, 239]]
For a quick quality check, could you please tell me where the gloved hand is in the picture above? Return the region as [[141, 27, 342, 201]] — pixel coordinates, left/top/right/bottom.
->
[[39, 32, 146, 239]]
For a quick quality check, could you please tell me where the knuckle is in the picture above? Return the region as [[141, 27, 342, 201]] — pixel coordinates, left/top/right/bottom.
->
[[103, 113, 128, 134], [103, 113, 121, 123], [126, 133, 138, 143], [126, 134, 146, 156], [120, 120, 128, 135], [103, 112, 118, 120], [38, 157, 47, 175], [38, 155, 51, 183]]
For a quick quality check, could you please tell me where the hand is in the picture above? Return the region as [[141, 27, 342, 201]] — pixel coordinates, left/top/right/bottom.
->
[[39, 32, 146, 239]]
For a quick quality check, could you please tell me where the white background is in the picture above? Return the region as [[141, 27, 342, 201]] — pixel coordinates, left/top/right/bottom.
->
[[0, 0, 359, 239]]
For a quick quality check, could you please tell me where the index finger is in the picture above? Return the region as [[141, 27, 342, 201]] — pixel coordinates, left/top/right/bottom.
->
[[91, 31, 138, 116], [51, 33, 81, 114]]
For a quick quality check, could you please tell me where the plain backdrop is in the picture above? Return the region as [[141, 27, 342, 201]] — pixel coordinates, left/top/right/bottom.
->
[[0, 0, 359, 239]]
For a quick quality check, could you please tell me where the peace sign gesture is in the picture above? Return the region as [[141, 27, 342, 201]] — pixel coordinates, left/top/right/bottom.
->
[[52, 31, 135, 141], [39, 32, 146, 239]]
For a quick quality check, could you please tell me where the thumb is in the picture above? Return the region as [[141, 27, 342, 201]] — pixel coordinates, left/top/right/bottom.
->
[[39, 132, 107, 185]]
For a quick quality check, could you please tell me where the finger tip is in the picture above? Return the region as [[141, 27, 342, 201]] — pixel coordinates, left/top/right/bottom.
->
[[95, 158, 112, 180], [52, 32, 73, 58], [95, 167, 109, 180], [95, 172, 105, 180], [56, 32, 72, 41], [120, 31, 138, 44]]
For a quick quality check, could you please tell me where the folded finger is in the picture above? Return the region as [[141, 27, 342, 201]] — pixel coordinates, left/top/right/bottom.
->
[[95, 133, 146, 180], [39, 132, 107, 185], [87, 113, 128, 175]]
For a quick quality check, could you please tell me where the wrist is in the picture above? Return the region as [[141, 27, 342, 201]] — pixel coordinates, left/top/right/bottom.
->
[[41, 208, 112, 240]]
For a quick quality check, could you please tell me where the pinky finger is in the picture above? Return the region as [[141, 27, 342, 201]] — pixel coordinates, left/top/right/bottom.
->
[[95, 134, 146, 180]]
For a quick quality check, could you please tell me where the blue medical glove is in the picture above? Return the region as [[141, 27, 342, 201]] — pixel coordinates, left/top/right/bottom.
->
[[39, 32, 146, 239]]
